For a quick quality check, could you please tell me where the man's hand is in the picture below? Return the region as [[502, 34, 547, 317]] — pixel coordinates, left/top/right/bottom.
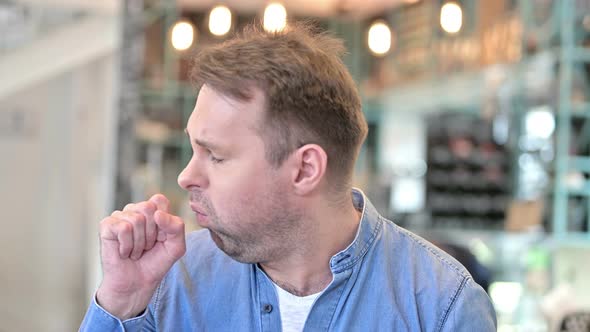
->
[[96, 194, 186, 320]]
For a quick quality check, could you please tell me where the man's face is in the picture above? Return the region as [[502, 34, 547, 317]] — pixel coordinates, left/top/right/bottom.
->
[[178, 85, 304, 263]]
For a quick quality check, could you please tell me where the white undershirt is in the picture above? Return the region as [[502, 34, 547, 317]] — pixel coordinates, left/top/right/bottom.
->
[[273, 283, 323, 332]]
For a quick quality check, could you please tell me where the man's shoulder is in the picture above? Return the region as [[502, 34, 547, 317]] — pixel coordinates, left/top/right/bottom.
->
[[370, 219, 494, 329], [378, 219, 472, 285]]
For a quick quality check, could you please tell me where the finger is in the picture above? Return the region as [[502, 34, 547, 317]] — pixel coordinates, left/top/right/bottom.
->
[[149, 194, 170, 213], [154, 211, 186, 258], [116, 222, 134, 258], [157, 230, 166, 242], [115, 211, 146, 260], [125, 201, 158, 251], [123, 203, 135, 212], [99, 218, 134, 259], [100, 216, 120, 241], [154, 211, 184, 235], [110, 210, 122, 218], [142, 201, 158, 250]]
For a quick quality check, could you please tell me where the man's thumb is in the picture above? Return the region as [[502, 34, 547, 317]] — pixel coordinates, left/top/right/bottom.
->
[[149, 194, 170, 213], [154, 210, 186, 259], [154, 210, 184, 236]]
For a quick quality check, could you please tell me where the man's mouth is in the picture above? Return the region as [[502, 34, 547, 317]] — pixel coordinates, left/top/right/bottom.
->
[[190, 203, 208, 216]]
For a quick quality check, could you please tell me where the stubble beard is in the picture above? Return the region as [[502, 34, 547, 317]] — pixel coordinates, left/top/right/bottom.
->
[[198, 192, 305, 264]]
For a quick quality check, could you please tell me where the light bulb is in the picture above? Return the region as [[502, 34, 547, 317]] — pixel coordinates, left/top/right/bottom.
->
[[368, 20, 392, 56], [264, 3, 287, 33], [171, 20, 195, 51], [209, 5, 232, 36], [440, 2, 462, 34]]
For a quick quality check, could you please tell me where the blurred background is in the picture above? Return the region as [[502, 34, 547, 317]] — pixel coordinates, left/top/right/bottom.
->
[[1, 0, 590, 331]]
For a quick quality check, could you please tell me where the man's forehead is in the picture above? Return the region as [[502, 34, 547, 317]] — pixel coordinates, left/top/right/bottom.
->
[[200, 84, 266, 108], [190, 85, 265, 129]]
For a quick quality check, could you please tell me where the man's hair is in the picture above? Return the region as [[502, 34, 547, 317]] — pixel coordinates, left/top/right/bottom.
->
[[190, 22, 368, 191]]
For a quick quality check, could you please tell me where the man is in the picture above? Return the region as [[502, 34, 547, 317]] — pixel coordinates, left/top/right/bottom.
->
[[81, 23, 496, 331]]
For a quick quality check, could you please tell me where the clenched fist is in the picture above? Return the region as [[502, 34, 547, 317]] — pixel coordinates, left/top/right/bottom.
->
[[96, 194, 186, 319]]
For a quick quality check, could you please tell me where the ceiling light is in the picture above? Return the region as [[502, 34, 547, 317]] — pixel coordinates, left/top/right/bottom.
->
[[209, 5, 232, 36], [440, 2, 462, 34], [264, 3, 287, 33], [368, 20, 392, 56], [171, 20, 195, 51]]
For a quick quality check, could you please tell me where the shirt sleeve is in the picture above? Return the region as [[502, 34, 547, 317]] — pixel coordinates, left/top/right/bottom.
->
[[79, 293, 156, 332], [440, 278, 497, 332]]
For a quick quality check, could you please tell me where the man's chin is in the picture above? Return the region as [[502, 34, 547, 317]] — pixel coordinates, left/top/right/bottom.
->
[[208, 230, 255, 263], [208, 229, 224, 248]]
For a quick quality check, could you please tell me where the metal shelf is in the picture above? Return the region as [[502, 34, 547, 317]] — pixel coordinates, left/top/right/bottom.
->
[[552, 0, 590, 236], [571, 156, 590, 173]]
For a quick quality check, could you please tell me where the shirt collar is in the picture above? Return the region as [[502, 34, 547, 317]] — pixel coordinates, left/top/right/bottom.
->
[[328, 188, 383, 273]]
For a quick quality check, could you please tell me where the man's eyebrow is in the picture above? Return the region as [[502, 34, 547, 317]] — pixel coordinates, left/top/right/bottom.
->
[[184, 128, 221, 151]]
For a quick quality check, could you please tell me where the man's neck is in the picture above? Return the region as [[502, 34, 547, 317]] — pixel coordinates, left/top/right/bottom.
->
[[259, 198, 362, 296]]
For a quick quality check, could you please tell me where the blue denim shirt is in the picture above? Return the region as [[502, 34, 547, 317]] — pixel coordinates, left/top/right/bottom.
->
[[81, 189, 496, 331]]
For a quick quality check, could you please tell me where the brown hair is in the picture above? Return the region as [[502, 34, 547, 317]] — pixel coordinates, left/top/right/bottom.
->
[[190, 22, 368, 191]]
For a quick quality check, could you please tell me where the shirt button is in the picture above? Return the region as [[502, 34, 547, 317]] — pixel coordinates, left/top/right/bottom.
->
[[262, 304, 273, 313]]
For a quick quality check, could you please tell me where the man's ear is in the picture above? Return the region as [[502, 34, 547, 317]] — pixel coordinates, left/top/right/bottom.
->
[[289, 144, 327, 195]]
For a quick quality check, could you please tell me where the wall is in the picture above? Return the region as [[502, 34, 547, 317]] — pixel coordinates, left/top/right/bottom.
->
[[0, 53, 118, 331]]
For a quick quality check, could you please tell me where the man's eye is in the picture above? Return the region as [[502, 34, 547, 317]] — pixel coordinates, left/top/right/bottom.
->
[[208, 152, 224, 164], [210, 156, 223, 164]]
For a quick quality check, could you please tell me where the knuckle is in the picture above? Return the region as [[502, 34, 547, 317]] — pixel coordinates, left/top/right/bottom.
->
[[129, 213, 146, 225], [123, 203, 135, 211], [118, 221, 133, 233], [150, 194, 163, 202], [99, 217, 117, 233], [138, 201, 157, 215], [99, 217, 112, 226]]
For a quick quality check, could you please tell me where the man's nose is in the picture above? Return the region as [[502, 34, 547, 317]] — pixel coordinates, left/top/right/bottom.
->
[[178, 156, 208, 190]]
